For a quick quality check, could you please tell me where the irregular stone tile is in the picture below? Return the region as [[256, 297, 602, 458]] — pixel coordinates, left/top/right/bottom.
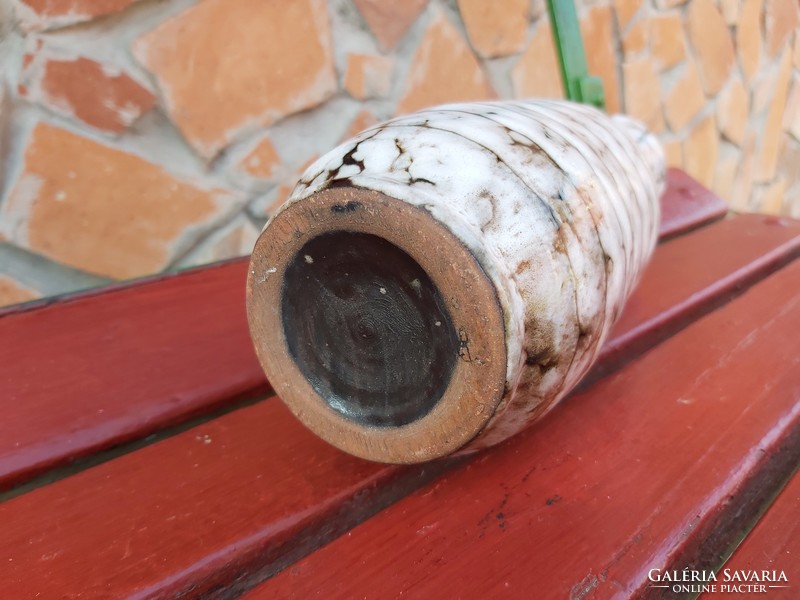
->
[[687, 0, 735, 94], [0, 84, 8, 184], [512, 20, 563, 100], [655, 0, 689, 9], [18, 0, 142, 30], [2, 123, 236, 279], [0, 276, 39, 308], [181, 216, 260, 267], [531, 0, 546, 20], [792, 192, 800, 218], [663, 139, 684, 167], [731, 130, 757, 210], [18, 37, 43, 79], [581, 5, 621, 112], [20, 54, 156, 134], [623, 58, 664, 132], [614, 0, 643, 29], [737, 0, 763, 81], [713, 142, 740, 201], [682, 114, 718, 187], [353, 0, 428, 51], [756, 50, 793, 182], [398, 11, 495, 114], [650, 14, 686, 70], [752, 64, 779, 115], [757, 178, 788, 214], [239, 135, 281, 179], [254, 97, 359, 170], [664, 60, 706, 131], [717, 77, 749, 145], [795, 36, 800, 68], [778, 135, 800, 192], [458, 0, 528, 58], [134, 0, 336, 160], [264, 183, 295, 218], [343, 109, 380, 140], [622, 19, 648, 57], [765, 0, 798, 57], [253, 154, 319, 219], [0, 241, 110, 294], [720, 0, 740, 24], [344, 53, 394, 100], [785, 79, 800, 141]]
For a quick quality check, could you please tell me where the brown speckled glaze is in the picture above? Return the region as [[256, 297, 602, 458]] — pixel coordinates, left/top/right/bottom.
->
[[247, 100, 665, 463]]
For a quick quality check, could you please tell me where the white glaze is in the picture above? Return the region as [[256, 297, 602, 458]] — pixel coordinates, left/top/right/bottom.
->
[[271, 99, 665, 450]]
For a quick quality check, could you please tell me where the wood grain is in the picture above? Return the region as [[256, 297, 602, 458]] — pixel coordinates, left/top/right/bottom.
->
[[249, 257, 800, 600], [0, 172, 724, 490], [0, 214, 797, 598], [0, 259, 267, 491]]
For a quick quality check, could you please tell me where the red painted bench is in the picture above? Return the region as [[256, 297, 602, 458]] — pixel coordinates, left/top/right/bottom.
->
[[1, 169, 798, 598], [699, 472, 799, 598]]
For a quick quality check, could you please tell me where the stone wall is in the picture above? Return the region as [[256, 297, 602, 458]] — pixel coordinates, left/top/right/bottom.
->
[[0, 0, 798, 307]]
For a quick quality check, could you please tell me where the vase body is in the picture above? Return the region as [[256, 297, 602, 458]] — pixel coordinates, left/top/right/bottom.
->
[[247, 99, 665, 463]]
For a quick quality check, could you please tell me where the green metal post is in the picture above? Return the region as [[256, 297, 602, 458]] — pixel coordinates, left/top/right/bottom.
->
[[546, 0, 606, 109]]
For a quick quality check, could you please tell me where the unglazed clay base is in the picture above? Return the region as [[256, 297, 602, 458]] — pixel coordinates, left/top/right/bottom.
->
[[247, 99, 665, 463]]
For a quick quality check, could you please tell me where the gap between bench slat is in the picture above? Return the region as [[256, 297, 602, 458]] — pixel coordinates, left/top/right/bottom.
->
[[698, 468, 800, 598]]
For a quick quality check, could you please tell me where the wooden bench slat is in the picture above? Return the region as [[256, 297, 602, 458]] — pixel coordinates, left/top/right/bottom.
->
[[0, 260, 267, 491], [0, 213, 795, 598], [0, 399, 400, 598], [660, 169, 728, 238], [250, 258, 800, 599], [596, 213, 800, 378], [0, 171, 723, 492], [701, 471, 800, 597], [659, 168, 728, 239]]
